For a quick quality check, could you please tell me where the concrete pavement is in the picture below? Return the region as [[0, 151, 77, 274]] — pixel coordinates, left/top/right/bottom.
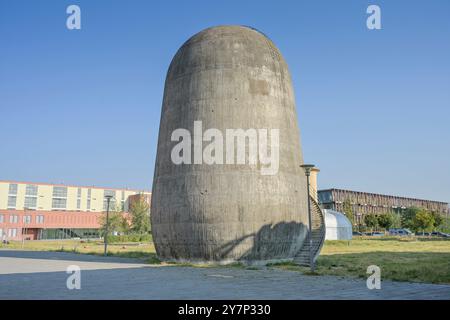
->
[[0, 250, 449, 300]]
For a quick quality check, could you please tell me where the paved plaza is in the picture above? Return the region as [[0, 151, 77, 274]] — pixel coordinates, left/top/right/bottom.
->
[[0, 250, 449, 300]]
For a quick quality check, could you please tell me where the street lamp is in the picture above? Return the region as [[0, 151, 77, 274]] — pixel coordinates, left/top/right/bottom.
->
[[104, 195, 113, 256], [300, 163, 315, 273]]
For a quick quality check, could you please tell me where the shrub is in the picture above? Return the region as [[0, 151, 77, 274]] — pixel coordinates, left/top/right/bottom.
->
[[106, 233, 152, 243], [378, 213, 395, 230], [364, 214, 379, 231]]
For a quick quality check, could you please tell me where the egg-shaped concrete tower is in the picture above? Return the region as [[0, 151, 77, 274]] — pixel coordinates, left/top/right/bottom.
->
[[151, 25, 309, 264]]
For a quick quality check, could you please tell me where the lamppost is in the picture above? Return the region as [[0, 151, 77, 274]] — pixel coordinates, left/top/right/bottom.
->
[[300, 164, 315, 273], [104, 195, 113, 256]]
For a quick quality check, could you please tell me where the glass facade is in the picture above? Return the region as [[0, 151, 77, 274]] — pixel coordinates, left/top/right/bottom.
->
[[39, 228, 100, 240], [318, 190, 333, 204]]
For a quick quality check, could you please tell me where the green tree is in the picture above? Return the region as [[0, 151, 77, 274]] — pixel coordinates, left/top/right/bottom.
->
[[98, 204, 129, 236], [401, 207, 420, 230], [412, 210, 435, 233], [391, 212, 402, 228], [130, 196, 151, 234], [378, 213, 394, 230], [342, 199, 355, 226], [364, 214, 379, 231], [438, 216, 450, 233], [430, 211, 444, 230]]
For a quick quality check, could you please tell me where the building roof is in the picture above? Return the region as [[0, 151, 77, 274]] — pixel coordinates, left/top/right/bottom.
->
[[0, 180, 151, 194], [323, 209, 353, 229]]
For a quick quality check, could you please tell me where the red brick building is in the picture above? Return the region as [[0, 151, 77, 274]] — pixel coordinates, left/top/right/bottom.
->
[[0, 210, 103, 240]]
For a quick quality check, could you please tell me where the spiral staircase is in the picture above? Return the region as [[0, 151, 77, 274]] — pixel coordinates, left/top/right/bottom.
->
[[294, 187, 326, 266]]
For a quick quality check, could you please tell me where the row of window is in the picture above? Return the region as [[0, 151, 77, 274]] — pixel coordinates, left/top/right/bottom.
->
[[0, 228, 18, 238], [0, 214, 44, 224], [7, 183, 124, 211]]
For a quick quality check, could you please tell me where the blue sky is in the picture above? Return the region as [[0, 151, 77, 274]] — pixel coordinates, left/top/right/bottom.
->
[[0, 0, 449, 203]]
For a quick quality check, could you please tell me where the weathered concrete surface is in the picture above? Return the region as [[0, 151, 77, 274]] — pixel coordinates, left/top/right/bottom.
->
[[152, 25, 309, 263], [1, 251, 449, 300]]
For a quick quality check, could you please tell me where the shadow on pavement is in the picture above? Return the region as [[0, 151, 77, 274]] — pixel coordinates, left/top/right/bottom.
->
[[0, 249, 148, 264]]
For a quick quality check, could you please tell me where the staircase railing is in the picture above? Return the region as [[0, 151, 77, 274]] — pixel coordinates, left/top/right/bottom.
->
[[309, 195, 326, 263], [293, 192, 326, 266]]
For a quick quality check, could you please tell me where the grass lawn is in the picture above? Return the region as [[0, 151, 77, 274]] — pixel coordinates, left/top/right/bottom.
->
[[2, 236, 449, 284], [0, 239, 160, 264], [271, 237, 450, 284]]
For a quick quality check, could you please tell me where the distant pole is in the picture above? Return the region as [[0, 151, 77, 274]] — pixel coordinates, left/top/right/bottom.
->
[[104, 195, 113, 256], [22, 208, 26, 248], [301, 164, 315, 273]]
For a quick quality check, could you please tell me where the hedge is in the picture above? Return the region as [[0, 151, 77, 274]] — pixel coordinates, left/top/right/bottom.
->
[[106, 234, 152, 243]]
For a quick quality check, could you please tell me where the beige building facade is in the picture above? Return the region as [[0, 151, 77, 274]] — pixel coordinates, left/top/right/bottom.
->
[[0, 180, 151, 213]]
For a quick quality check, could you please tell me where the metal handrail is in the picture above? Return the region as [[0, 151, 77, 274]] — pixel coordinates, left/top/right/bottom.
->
[[294, 194, 326, 266], [309, 195, 325, 263]]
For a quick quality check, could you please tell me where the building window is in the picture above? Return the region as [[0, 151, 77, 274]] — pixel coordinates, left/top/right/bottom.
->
[[77, 188, 81, 210], [76, 188, 82, 210], [7, 196, 17, 209], [24, 197, 37, 209], [0, 215, 3, 223], [87, 199, 91, 210], [52, 198, 67, 209], [8, 183, 18, 195], [121, 191, 125, 211], [103, 190, 116, 211], [53, 186, 67, 198], [23, 215, 31, 224], [8, 228, 17, 237], [36, 215, 44, 224], [23, 184, 39, 210], [52, 186, 67, 210], [25, 184, 38, 196], [9, 215, 18, 223]]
